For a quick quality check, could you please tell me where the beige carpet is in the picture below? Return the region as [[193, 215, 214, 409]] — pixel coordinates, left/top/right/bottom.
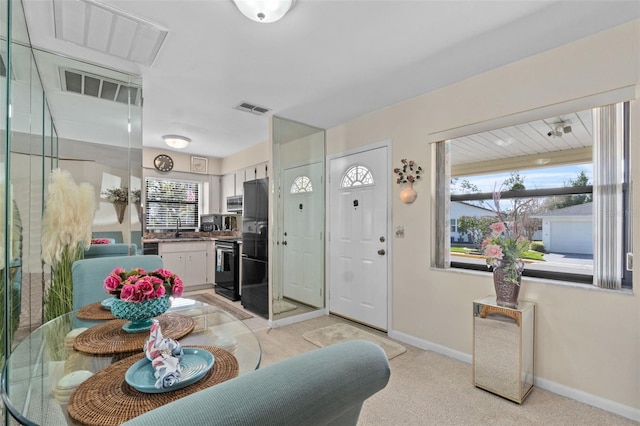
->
[[188, 293, 253, 320], [253, 315, 638, 426], [303, 323, 406, 360]]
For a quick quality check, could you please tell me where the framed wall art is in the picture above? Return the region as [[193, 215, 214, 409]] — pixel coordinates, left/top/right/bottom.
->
[[191, 156, 208, 174]]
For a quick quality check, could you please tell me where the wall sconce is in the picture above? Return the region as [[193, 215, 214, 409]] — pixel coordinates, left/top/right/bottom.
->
[[163, 134, 191, 149], [393, 158, 421, 204], [232, 0, 296, 23]]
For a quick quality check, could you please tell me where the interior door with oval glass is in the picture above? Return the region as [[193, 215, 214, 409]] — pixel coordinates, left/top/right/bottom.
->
[[282, 162, 324, 308], [328, 145, 389, 330]]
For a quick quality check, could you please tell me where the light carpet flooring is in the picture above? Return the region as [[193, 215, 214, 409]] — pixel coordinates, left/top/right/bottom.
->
[[249, 314, 637, 425]]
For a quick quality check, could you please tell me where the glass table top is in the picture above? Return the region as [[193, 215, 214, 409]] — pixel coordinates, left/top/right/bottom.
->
[[1, 297, 261, 425]]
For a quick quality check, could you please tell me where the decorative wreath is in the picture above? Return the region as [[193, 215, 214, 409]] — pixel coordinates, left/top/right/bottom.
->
[[393, 159, 422, 184]]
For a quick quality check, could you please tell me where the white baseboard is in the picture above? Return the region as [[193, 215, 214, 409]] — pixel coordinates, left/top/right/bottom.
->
[[388, 329, 640, 423], [389, 330, 472, 364]]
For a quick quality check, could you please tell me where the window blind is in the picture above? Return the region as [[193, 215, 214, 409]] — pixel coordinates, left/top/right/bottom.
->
[[145, 178, 200, 230]]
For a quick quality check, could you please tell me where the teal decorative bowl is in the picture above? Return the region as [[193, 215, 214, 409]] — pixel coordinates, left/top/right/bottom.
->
[[110, 296, 171, 333]]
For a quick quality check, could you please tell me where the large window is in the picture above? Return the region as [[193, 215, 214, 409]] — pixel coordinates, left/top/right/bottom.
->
[[436, 103, 631, 289], [145, 178, 200, 231]]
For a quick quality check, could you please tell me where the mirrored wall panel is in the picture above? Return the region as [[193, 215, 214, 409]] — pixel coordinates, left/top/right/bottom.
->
[[272, 116, 325, 321]]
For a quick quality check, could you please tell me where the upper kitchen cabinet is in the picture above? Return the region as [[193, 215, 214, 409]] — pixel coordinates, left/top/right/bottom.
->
[[235, 169, 246, 195], [222, 173, 236, 213], [255, 162, 268, 180]]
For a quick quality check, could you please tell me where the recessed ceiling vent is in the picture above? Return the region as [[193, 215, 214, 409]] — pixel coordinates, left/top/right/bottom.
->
[[60, 67, 142, 106], [53, 0, 167, 66], [234, 101, 270, 115]]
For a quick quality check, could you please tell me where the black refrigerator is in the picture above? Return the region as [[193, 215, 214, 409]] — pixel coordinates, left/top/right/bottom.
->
[[241, 177, 269, 318]]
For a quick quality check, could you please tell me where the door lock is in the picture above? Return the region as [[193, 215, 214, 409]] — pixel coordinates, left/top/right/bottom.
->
[[377, 249, 386, 255], [379, 236, 385, 242], [283, 241, 288, 246]]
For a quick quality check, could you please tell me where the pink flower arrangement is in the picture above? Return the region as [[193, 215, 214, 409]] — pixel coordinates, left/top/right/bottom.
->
[[90, 238, 112, 245], [104, 267, 184, 302]]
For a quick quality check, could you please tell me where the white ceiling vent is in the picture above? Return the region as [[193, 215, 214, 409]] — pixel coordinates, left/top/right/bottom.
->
[[53, 0, 168, 66], [60, 67, 142, 106], [234, 102, 270, 116]]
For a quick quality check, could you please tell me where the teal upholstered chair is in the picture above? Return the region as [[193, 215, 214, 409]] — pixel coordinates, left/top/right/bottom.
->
[[71, 255, 163, 311], [83, 243, 137, 259], [122, 340, 391, 426]]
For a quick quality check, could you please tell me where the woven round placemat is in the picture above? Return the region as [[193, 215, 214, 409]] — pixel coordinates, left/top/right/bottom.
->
[[76, 302, 116, 321], [73, 313, 195, 355], [67, 346, 239, 426]]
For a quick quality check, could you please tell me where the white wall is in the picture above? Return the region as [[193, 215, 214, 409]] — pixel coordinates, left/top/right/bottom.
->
[[326, 20, 640, 417]]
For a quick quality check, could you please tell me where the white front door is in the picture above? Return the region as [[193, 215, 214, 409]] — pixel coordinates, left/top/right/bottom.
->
[[282, 162, 324, 307], [328, 146, 389, 330]]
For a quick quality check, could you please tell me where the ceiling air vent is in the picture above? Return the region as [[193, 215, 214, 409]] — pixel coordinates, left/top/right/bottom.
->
[[60, 68, 142, 106], [234, 101, 270, 115]]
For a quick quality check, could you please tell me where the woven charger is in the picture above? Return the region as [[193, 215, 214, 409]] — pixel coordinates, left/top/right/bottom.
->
[[73, 313, 195, 355], [67, 346, 239, 426], [76, 302, 116, 321]]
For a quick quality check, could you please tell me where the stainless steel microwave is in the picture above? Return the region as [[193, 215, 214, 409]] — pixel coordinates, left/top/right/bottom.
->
[[226, 195, 243, 213]]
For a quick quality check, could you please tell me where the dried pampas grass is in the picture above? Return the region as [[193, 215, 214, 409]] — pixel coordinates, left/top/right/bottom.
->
[[41, 169, 97, 321]]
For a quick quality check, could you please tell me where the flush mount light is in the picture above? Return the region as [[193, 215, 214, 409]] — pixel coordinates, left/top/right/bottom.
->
[[232, 0, 296, 23], [163, 134, 191, 149]]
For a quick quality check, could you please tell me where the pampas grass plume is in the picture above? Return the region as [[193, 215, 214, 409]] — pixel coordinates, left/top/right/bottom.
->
[[41, 169, 96, 265]]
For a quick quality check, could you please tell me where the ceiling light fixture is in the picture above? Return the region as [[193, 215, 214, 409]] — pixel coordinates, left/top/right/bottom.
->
[[232, 0, 296, 23], [163, 134, 191, 149]]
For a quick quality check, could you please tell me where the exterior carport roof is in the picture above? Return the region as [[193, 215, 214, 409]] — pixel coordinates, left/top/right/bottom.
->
[[532, 202, 592, 218]]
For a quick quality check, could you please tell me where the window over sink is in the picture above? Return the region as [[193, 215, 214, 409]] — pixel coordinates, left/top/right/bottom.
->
[[145, 178, 201, 231]]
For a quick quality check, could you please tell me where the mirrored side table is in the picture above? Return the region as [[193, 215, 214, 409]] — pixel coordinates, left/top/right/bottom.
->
[[473, 296, 535, 403]]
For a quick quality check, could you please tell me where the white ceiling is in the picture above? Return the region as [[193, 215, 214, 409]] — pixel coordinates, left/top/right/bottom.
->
[[20, 0, 640, 159]]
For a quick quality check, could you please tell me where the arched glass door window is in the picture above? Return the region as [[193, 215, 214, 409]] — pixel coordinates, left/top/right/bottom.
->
[[290, 175, 313, 193], [340, 165, 374, 188]]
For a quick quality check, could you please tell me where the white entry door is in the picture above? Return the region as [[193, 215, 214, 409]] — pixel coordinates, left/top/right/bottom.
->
[[328, 146, 388, 330], [282, 162, 324, 307]]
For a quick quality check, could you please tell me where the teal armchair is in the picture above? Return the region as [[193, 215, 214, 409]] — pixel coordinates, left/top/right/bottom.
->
[[84, 243, 137, 259], [71, 255, 163, 311], [122, 340, 391, 426]]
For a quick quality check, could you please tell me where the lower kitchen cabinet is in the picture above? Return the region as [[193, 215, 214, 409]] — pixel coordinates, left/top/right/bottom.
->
[[159, 242, 210, 288]]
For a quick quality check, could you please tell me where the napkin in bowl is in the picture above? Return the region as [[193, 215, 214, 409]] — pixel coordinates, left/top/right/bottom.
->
[[144, 319, 184, 389]]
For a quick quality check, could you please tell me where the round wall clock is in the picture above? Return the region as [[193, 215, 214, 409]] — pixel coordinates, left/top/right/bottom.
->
[[154, 154, 174, 172]]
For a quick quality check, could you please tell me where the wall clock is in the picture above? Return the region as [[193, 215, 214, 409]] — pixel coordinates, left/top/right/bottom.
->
[[154, 154, 174, 172]]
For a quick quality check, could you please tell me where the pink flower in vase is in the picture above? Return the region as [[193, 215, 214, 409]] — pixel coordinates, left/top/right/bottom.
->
[[120, 284, 136, 301], [484, 244, 504, 260]]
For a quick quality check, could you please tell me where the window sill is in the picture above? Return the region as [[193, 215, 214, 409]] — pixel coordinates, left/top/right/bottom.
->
[[430, 266, 634, 296]]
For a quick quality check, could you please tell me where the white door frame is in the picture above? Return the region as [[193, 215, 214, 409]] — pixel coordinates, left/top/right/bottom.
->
[[325, 139, 393, 332]]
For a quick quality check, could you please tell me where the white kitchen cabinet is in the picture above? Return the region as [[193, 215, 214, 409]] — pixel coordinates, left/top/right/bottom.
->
[[234, 170, 245, 195], [221, 174, 235, 213], [159, 241, 210, 288], [255, 162, 268, 179], [209, 176, 222, 213]]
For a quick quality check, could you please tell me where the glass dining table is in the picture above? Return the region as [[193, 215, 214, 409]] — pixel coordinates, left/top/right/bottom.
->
[[1, 297, 262, 425]]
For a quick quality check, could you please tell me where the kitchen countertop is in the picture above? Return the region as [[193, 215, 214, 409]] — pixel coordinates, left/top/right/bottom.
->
[[142, 231, 241, 243]]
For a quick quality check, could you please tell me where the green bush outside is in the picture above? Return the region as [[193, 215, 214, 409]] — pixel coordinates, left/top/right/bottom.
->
[[529, 241, 546, 253]]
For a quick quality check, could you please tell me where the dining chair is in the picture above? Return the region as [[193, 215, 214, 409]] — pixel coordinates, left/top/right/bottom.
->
[[72, 255, 164, 311]]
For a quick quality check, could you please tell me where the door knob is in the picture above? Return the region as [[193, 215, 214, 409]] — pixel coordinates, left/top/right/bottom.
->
[[283, 241, 288, 245], [377, 249, 385, 255]]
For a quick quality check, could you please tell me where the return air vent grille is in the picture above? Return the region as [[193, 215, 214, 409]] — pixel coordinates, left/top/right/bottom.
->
[[234, 101, 270, 115], [60, 68, 142, 106]]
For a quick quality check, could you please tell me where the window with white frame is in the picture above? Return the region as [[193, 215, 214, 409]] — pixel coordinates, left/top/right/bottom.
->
[[341, 165, 374, 188], [145, 178, 201, 231], [290, 175, 313, 193], [435, 102, 631, 289]]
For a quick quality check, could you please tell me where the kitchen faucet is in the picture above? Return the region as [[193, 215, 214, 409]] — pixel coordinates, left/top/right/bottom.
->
[[175, 217, 181, 237]]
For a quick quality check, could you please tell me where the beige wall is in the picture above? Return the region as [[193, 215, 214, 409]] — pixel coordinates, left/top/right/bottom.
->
[[326, 20, 640, 415], [220, 140, 269, 175]]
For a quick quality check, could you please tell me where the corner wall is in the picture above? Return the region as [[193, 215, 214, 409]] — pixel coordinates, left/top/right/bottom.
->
[[326, 20, 640, 417]]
